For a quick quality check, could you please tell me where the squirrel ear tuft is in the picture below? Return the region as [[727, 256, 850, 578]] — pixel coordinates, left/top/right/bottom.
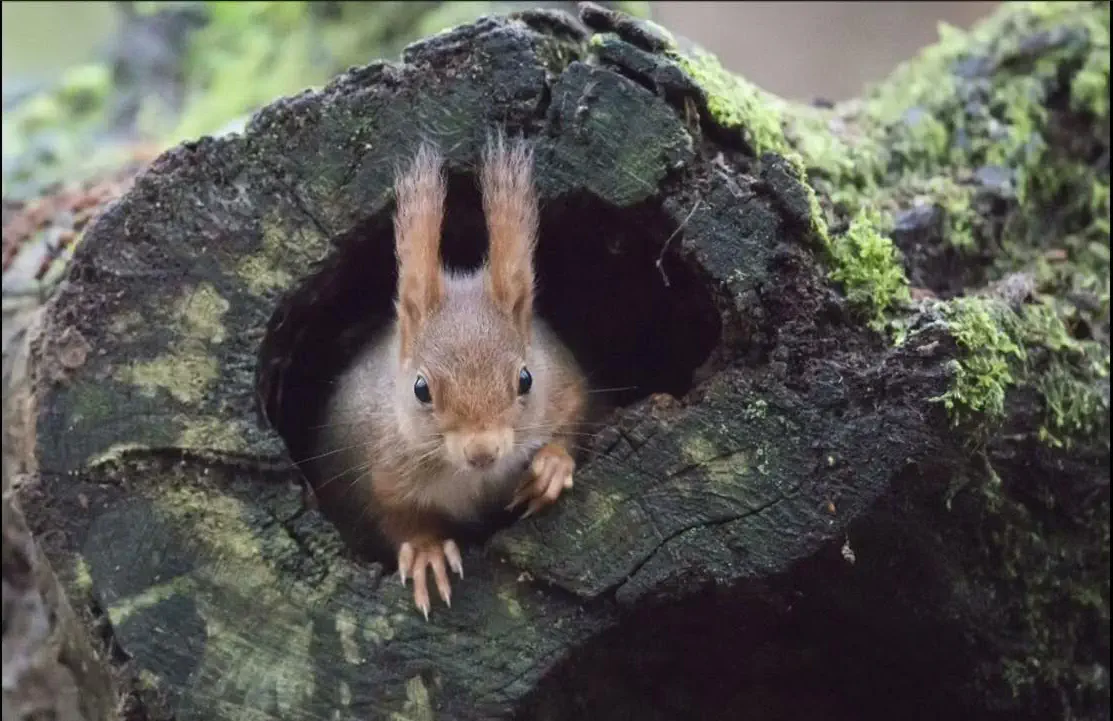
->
[[480, 132, 539, 337], [393, 142, 447, 357]]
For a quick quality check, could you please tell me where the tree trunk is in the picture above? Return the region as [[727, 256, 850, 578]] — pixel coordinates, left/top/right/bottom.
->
[[2, 333, 118, 720], [8, 3, 1109, 721]]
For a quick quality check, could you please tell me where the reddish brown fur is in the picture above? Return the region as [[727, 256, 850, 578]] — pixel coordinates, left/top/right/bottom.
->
[[393, 142, 447, 358], [316, 134, 589, 615], [480, 133, 539, 337]]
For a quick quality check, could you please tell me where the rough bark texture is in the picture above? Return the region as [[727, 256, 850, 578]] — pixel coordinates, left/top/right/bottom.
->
[[6, 3, 1109, 721], [3, 336, 117, 720]]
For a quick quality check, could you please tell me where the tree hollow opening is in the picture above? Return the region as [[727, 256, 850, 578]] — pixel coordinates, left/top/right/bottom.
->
[[262, 171, 722, 560]]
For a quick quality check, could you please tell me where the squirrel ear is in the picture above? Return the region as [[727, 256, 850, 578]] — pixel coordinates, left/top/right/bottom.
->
[[393, 142, 447, 357], [480, 132, 539, 337]]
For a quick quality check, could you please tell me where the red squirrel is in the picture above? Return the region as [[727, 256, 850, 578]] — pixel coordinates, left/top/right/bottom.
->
[[316, 135, 589, 619]]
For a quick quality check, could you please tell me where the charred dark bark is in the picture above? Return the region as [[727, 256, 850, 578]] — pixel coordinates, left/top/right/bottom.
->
[[7, 3, 1108, 721]]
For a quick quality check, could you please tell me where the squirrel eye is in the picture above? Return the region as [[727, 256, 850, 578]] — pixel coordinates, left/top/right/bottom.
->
[[518, 367, 533, 395], [414, 375, 432, 404]]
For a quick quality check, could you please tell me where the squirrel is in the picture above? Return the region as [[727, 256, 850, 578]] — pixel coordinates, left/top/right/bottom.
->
[[314, 134, 589, 619]]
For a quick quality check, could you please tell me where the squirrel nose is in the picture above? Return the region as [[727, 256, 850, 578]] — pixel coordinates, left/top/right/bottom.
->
[[466, 449, 496, 469], [460, 432, 503, 469]]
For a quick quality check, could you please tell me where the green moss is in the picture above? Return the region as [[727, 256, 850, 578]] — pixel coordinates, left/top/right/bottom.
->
[[672, 6, 1108, 715], [1072, 49, 1110, 119], [790, 1, 1109, 363], [785, 1, 1109, 238], [925, 176, 979, 251], [1018, 301, 1111, 447], [670, 47, 789, 158], [931, 297, 1024, 425], [788, 108, 879, 195], [1092, 181, 1111, 236], [933, 294, 1110, 442], [968, 444, 1111, 711], [1037, 360, 1109, 447], [613, 2, 653, 21], [864, 21, 966, 132], [672, 47, 918, 330], [1071, 0, 1111, 118], [828, 207, 912, 328], [890, 110, 951, 173]]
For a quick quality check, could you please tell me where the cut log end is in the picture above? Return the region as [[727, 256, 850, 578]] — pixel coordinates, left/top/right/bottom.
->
[[6, 3, 1108, 720]]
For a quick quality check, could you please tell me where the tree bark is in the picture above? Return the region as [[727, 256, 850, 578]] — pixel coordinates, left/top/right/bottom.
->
[[2, 329, 118, 721], [7, 3, 1109, 721]]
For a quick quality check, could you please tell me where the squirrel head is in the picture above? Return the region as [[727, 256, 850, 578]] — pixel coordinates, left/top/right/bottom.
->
[[389, 135, 543, 472]]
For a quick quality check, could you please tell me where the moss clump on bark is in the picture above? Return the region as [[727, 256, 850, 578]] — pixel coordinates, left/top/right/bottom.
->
[[829, 207, 912, 329], [924, 292, 1108, 445], [791, 1, 1109, 438], [670, 48, 912, 330], [671, 48, 790, 159], [931, 296, 1024, 424]]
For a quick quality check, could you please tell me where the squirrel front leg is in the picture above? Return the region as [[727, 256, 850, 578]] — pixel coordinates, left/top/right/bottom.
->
[[373, 483, 463, 619], [509, 376, 587, 518]]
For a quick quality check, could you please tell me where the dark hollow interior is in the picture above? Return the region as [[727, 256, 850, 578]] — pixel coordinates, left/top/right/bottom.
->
[[263, 170, 723, 559], [520, 531, 1002, 721]]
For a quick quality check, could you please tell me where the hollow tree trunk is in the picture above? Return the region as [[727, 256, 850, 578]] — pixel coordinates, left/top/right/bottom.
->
[[6, 3, 1109, 721]]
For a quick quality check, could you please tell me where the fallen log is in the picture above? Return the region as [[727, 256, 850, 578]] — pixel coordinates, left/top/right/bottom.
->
[[8, 2, 1108, 720]]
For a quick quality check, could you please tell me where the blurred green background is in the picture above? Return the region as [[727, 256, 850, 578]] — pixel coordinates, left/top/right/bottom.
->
[[1, 1, 997, 203], [3, 1, 575, 200]]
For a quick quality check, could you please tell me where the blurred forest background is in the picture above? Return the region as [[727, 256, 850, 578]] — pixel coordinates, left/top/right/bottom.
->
[[2, 1, 997, 310], [2, 1, 999, 196]]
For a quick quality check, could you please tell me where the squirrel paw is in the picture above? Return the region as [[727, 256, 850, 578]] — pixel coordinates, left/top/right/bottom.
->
[[508, 443, 575, 519], [398, 538, 464, 620]]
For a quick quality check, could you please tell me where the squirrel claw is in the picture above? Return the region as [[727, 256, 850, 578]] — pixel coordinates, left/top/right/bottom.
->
[[398, 539, 461, 618], [398, 542, 415, 586], [444, 539, 464, 579]]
